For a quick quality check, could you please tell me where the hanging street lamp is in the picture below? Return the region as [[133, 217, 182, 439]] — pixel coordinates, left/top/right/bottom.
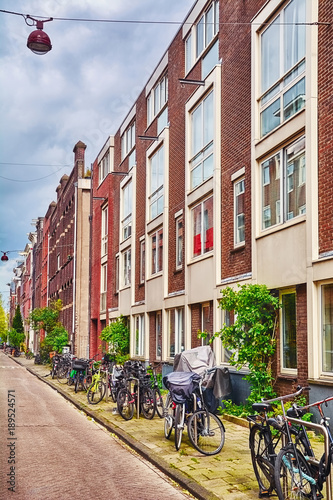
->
[[25, 15, 53, 55]]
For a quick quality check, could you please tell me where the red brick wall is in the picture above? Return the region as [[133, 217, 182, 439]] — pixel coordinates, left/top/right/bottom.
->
[[318, 0, 333, 255]]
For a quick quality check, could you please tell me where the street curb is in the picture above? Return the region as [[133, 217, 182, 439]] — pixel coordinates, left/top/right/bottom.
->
[[13, 357, 221, 500]]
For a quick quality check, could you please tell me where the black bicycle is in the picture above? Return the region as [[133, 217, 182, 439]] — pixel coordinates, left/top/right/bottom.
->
[[147, 363, 165, 418]]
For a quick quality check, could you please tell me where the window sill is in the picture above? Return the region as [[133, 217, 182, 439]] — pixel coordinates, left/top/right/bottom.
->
[[308, 377, 333, 387], [256, 214, 306, 240], [230, 244, 245, 254], [189, 251, 213, 266]]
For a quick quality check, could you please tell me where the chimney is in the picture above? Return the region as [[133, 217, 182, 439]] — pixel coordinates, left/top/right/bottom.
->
[[73, 141, 87, 178]]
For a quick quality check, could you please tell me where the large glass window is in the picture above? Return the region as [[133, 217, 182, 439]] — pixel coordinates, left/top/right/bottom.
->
[[201, 303, 212, 346], [196, 1, 219, 58], [122, 181, 132, 241], [151, 228, 163, 275], [322, 284, 333, 373], [123, 248, 131, 287], [101, 205, 108, 256], [99, 151, 109, 183], [190, 91, 214, 189], [121, 122, 135, 160], [234, 178, 245, 246], [281, 291, 297, 370], [135, 314, 145, 357], [261, 136, 305, 230], [260, 0, 306, 136], [140, 239, 145, 284], [149, 146, 164, 219], [100, 263, 107, 312], [168, 308, 184, 358], [192, 196, 213, 257], [147, 74, 168, 125], [156, 311, 162, 359], [176, 217, 183, 269]]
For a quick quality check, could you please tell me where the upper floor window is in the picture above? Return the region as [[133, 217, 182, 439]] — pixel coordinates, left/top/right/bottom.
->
[[121, 181, 132, 241], [176, 216, 183, 269], [196, 1, 219, 58], [140, 239, 145, 284], [190, 91, 214, 189], [123, 248, 131, 287], [234, 178, 245, 246], [99, 151, 109, 183], [121, 122, 135, 160], [261, 136, 305, 230], [192, 196, 213, 258], [149, 146, 164, 220], [101, 205, 108, 257], [100, 263, 107, 312], [260, 0, 306, 136], [151, 228, 163, 275], [147, 74, 168, 125]]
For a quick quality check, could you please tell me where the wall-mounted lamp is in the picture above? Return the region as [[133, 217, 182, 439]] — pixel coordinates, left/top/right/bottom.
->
[[138, 135, 159, 141], [179, 78, 205, 86], [25, 15, 53, 55]]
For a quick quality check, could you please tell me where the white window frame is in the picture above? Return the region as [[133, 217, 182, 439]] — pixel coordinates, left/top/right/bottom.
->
[[156, 311, 162, 360], [147, 74, 168, 125], [259, 0, 306, 137], [121, 181, 132, 241], [100, 263, 107, 312], [121, 122, 135, 160], [140, 239, 145, 284], [151, 228, 163, 276], [260, 136, 305, 231], [322, 283, 333, 375], [135, 314, 145, 357], [280, 289, 297, 373], [234, 178, 245, 247], [176, 216, 183, 270], [99, 151, 110, 183], [190, 90, 214, 189], [201, 302, 212, 346], [192, 196, 214, 258], [122, 247, 131, 287], [101, 205, 108, 257], [149, 146, 164, 220], [115, 255, 119, 293], [168, 308, 184, 358], [220, 307, 234, 364]]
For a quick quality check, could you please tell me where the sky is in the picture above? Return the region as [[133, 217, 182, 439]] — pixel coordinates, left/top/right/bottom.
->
[[0, 0, 194, 307]]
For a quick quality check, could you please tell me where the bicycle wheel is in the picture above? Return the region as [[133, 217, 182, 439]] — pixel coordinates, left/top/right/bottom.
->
[[274, 445, 317, 500], [154, 387, 164, 418], [87, 381, 106, 405], [117, 389, 135, 421], [57, 365, 70, 384], [174, 403, 185, 451], [141, 387, 155, 419], [187, 410, 225, 456], [249, 424, 275, 496], [83, 373, 92, 391], [164, 393, 174, 439]]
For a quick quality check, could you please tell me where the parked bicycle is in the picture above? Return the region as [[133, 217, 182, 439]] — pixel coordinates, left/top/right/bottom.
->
[[163, 368, 225, 455], [247, 386, 315, 498], [147, 362, 165, 418], [274, 394, 333, 499], [117, 361, 155, 420]]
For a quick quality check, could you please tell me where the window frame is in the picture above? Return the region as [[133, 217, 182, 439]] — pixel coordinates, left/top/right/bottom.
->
[[147, 74, 168, 125], [99, 151, 110, 183], [101, 205, 108, 257], [134, 314, 145, 358], [151, 228, 163, 276], [322, 283, 333, 375], [140, 239, 145, 284], [149, 145, 164, 220], [260, 136, 305, 231], [168, 307, 185, 359], [280, 289, 297, 373], [259, 0, 306, 137], [190, 90, 214, 190], [192, 196, 214, 258], [121, 122, 135, 160], [156, 311, 162, 360], [234, 177, 245, 247], [122, 247, 131, 287], [100, 263, 107, 312], [121, 181, 132, 241], [176, 216, 183, 270]]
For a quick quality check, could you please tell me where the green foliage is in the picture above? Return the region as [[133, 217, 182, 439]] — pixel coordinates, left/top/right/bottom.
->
[[100, 315, 130, 364], [0, 293, 8, 341], [39, 340, 53, 363], [7, 328, 25, 348], [29, 300, 62, 335], [44, 325, 69, 353], [215, 283, 280, 404], [219, 400, 253, 418], [12, 305, 24, 333]]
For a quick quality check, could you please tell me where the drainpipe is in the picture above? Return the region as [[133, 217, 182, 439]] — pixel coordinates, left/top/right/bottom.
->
[[72, 181, 78, 353]]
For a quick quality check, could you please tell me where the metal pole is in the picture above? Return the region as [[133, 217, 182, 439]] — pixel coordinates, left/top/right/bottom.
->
[[105, 369, 108, 402], [137, 378, 140, 419]]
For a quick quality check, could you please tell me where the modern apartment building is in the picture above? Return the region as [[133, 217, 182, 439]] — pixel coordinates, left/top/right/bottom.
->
[[89, 0, 332, 403]]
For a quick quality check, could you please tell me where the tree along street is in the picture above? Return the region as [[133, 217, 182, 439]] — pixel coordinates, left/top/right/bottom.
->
[[0, 353, 192, 500]]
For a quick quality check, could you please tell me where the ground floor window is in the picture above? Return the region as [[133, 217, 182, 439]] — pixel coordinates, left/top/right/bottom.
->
[[322, 284, 333, 373], [156, 311, 162, 359], [168, 308, 184, 358], [135, 314, 145, 357], [280, 290, 297, 371]]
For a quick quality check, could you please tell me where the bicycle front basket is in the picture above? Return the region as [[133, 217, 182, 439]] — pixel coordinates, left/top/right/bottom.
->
[[163, 371, 201, 404], [72, 360, 89, 371]]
